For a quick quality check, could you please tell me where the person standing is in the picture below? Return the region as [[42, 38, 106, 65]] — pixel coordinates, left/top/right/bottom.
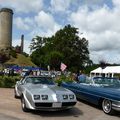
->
[[78, 71, 86, 83]]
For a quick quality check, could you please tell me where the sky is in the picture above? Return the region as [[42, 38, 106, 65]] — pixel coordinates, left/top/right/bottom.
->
[[0, 0, 120, 64]]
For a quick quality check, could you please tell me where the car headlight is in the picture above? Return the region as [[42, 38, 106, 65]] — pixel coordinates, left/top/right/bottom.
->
[[63, 95, 68, 99], [34, 95, 40, 100], [41, 95, 48, 100], [69, 94, 74, 99]]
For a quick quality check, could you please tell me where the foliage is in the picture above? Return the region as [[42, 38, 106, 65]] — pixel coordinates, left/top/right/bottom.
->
[[0, 76, 20, 88], [30, 49, 45, 67], [85, 64, 99, 75], [30, 36, 46, 51], [44, 51, 63, 70], [10, 49, 17, 58], [22, 52, 29, 57], [0, 50, 9, 63], [55, 75, 74, 86], [30, 24, 90, 72]]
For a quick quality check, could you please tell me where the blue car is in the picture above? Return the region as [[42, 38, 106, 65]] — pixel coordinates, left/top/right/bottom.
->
[[61, 77, 120, 114]]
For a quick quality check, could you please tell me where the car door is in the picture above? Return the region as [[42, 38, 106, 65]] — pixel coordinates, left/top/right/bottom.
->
[[77, 82, 100, 105]]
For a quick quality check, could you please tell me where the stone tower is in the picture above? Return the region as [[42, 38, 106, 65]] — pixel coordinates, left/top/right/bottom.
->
[[0, 8, 13, 50], [21, 34, 24, 53]]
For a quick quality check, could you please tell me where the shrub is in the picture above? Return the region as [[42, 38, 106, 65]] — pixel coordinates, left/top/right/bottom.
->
[[0, 76, 4, 87], [0, 76, 20, 88], [10, 49, 17, 58], [55, 75, 74, 86]]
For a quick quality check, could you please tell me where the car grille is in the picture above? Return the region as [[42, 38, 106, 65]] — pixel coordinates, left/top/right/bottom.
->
[[62, 102, 76, 107], [35, 103, 52, 107], [35, 102, 76, 108]]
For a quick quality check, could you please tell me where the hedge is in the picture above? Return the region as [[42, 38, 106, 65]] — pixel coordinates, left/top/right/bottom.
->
[[55, 75, 74, 86], [0, 75, 74, 88], [0, 76, 20, 88]]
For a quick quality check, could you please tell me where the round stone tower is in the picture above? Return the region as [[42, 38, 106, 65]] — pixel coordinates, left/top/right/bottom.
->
[[0, 8, 13, 50]]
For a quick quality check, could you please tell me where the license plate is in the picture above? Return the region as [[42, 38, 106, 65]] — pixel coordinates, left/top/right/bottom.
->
[[52, 102, 62, 108]]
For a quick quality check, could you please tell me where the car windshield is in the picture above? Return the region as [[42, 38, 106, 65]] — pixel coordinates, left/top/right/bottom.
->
[[25, 77, 55, 85], [93, 77, 120, 87]]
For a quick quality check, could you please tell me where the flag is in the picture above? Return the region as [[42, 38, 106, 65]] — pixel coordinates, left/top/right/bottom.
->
[[60, 62, 67, 71]]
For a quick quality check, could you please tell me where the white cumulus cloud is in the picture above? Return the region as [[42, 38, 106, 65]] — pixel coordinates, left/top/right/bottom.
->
[[0, 0, 43, 13], [34, 11, 61, 36], [69, 0, 120, 63], [50, 0, 72, 12], [14, 17, 31, 30]]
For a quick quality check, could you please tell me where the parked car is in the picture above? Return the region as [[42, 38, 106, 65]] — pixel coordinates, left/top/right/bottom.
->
[[61, 77, 120, 114], [14, 76, 76, 112]]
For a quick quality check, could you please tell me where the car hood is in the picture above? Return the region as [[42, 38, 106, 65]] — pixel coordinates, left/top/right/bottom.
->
[[26, 84, 73, 95]]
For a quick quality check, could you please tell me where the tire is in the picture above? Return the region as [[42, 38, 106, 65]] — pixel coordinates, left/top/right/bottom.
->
[[21, 96, 29, 112], [102, 99, 114, 114]]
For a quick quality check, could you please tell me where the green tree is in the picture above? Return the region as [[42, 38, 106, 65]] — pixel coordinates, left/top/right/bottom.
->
[[30, 48, 45, 67], [51, 25, 90, 71], [44, 51, 63, 70], [30, 25, 91, 72], [30, 36, 48, 52]]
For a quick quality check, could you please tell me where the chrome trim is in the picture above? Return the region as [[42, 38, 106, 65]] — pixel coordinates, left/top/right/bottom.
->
[[112, 102, 120, 111]]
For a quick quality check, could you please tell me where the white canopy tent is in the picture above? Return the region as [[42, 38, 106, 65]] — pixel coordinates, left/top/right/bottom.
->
[[90, 66, 120, 78]]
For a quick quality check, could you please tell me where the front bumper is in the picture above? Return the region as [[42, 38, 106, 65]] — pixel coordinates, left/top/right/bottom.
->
[[34, 102, 77, 111]]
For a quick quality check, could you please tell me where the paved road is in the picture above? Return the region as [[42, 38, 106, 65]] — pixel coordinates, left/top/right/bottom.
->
[[0, 88, 119, 120]]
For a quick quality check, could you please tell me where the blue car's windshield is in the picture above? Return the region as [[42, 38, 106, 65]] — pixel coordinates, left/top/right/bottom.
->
[[93, 77, 120, 87], [25, 77, 55, 85]]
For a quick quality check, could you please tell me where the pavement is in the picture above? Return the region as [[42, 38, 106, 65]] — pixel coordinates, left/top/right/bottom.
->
[[0, 88, 119, 120]]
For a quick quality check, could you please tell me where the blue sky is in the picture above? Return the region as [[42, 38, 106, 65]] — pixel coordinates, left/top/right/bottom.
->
[[0, 0, 120, 64]]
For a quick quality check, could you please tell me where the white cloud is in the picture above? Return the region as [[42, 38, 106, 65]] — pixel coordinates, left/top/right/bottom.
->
[[29, 23, 61, 38], [113, 0, 120, 7], [50, 0, 72, 12], [34, 11, 61, 36], [2, 0, 120, 64], [14, 17, 31, 30], [70, 1, 120, 63], [35, 11, 55, 31], [14, 10, 61, 53], [0, 0, 43, 13]]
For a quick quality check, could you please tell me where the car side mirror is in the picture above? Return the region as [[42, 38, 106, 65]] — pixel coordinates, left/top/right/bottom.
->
[[16, 81, 24, 85], [16, 81, 20, 84]]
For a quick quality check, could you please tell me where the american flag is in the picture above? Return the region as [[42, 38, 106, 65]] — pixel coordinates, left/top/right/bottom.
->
[[60, 62, 67, 71]]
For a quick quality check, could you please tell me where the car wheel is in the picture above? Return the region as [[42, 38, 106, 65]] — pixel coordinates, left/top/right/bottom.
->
[[102, 99, 114, 114], [21, 96, 29, 112]]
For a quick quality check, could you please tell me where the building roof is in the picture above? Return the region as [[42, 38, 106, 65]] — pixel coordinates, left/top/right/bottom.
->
[[91, 66, 120, 74]]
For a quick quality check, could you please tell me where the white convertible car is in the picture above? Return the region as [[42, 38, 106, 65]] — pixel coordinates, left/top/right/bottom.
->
[[14, 76, 77, 112]]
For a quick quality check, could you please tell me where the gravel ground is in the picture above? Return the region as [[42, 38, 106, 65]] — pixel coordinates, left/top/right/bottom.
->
[[0, 88, 119, 120]]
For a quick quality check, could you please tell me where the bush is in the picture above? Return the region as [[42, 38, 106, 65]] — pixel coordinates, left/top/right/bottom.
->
[[0, 76, 20, 88], [10, 49, 17, 58], [0, 76, 4, 87], [55, 75, 74, 86]]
